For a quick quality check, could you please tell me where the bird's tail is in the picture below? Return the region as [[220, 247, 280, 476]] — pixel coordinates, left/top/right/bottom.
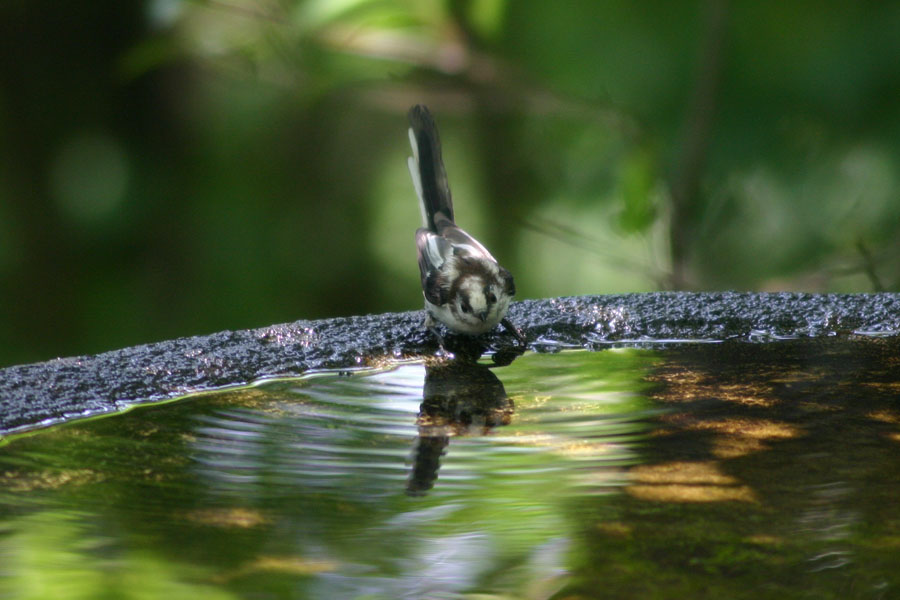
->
[[407, 104, 454, 231]]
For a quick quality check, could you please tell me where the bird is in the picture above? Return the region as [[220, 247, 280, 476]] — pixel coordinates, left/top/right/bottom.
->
[[406, 104, 525, 346]]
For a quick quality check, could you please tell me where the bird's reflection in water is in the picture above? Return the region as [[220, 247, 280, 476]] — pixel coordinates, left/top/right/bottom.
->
[[407, 356, 517, 496]]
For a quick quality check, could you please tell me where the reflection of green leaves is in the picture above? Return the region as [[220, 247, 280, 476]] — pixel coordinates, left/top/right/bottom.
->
[[401, 349, 657, 528], [0, 349, 658, 598], [0, 511, 235, 600]]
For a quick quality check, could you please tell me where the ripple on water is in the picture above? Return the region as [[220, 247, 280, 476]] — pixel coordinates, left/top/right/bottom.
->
[[3, 340, 900, 599], [189, 355, 652, 502]]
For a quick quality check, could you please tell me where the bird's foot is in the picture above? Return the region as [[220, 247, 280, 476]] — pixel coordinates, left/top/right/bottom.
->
[[501, 318, 527, 347]]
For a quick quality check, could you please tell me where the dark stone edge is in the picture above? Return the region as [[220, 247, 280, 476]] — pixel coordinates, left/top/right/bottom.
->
[[2, 292, 899, 437]]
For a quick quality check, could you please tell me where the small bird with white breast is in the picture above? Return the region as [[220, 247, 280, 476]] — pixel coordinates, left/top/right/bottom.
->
[[406, 104, 525, 347]]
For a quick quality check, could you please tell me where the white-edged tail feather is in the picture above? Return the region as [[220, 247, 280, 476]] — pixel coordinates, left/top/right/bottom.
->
[[407, 129, 428, 229], [408, 127, 420, 164], [407, 104, 454, 232]]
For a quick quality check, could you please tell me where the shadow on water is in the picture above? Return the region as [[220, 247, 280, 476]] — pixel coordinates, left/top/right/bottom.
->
[[572, 337, 900, 599], [1, 337, 900, 598]]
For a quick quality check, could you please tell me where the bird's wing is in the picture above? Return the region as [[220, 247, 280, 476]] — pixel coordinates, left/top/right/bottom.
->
[[416, 228, 451, 305], [440, 224, 497, 262]]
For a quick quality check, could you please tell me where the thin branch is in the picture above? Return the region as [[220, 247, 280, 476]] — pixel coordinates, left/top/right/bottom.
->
[[668, 0, 729, 289], [516, 216, 668, 288], [197, 0, 286, 24], [854, 239, 885, 292]]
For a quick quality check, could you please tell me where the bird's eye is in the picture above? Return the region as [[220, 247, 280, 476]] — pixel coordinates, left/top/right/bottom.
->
[[486, 292, 497, 304], [460, 301, 471, 313]]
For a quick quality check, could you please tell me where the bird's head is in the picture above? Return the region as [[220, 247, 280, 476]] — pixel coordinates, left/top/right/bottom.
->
[[450, 266, 514, 333]]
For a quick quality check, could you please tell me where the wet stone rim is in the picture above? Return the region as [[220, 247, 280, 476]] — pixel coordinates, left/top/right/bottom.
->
[[1, 292, 898, 437]]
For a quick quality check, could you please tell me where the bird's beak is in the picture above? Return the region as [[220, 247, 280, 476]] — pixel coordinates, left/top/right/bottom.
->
[[477, 310, 488, 323]]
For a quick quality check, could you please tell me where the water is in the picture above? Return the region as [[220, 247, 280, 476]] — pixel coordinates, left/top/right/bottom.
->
[[1, 338, 899, 599]]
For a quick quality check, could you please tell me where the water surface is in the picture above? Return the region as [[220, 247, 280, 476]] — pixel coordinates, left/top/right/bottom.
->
[[2, 338, 899, 599]]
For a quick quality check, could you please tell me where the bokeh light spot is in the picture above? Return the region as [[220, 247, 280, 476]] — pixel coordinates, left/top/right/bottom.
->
[[50, 132, 130, 228]]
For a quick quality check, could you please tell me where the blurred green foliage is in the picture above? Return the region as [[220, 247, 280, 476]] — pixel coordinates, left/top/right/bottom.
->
[[1, 0, 898, 366]]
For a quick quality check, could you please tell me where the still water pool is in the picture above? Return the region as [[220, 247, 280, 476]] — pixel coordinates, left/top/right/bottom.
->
[[2, 338, 899, 599]]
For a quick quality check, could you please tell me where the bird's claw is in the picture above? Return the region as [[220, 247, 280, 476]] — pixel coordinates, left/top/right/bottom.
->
[[501, 318, 527, 348]]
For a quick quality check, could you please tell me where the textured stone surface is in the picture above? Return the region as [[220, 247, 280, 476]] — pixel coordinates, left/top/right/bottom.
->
[[2, 292, 899, 436]]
